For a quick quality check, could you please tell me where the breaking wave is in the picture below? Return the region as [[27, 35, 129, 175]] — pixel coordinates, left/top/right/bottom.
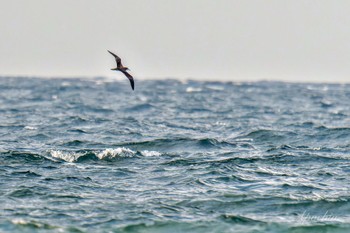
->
[[48, 148, 163, 162]]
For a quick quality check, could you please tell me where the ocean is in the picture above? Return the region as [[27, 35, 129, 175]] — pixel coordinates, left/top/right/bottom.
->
[[0, 76, 349, 233]]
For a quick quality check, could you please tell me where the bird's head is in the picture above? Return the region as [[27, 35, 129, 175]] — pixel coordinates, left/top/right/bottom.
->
[[111, 68, 117, 71]]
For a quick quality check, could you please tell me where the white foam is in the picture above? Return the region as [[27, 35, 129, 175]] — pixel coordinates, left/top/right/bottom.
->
[[50, 148, 160, 162], [140, 150, 162, 157], [60, 81, 71, 87], [11, 219, 28, 225], [50, 150, 84, 162], [24, 126, 37, 130], [186, 87, 202, 93], [97, 148, 135, 159]]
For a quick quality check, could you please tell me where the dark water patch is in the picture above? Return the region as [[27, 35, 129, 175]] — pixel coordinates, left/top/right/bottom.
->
[[46, 193, 85, 200], [124, 137, 237, 152], [10, 170, 41, 177], [241, 129, 299, 145], [314, 126, 350, 137], [124, 103, 155, 112], [60, 140, 85, 147], [281, 183, 323, 191], [68, 129, 89, 134], [288, 121, 318, 128], [0, 151, 52, 164], [56, 140, 111, 149], [200, 174, 257, 186], [65, 176, 92, 182], [219, 214, 263, 224], [7, 188, 44, 198]]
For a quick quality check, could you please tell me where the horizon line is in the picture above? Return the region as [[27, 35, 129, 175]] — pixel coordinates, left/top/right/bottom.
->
[[0, 74, 349, 85]]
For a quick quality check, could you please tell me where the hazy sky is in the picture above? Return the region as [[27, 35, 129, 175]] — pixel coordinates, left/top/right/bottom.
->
[[1, 0, 350, 82]]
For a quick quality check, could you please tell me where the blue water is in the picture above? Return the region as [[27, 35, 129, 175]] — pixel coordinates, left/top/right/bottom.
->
[[0, 76, 349, 232]]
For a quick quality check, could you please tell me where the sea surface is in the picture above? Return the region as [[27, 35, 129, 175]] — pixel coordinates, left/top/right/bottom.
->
[[0, 76, 349, 233]]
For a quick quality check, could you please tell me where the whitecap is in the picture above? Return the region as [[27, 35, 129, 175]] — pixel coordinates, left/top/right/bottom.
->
[[97, 148, 135, 160], [60, 81, 71, 87], [49, 148, 153, 162], [186, 87, 202, 93], [140, 150, 162, 157], [50, 150, 84, 163], [24, 126, 37, 130], [11, 219, 28, 225]]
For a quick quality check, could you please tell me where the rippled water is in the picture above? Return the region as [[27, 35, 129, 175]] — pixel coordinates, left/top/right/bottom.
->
[[0, 77, 350, 232]]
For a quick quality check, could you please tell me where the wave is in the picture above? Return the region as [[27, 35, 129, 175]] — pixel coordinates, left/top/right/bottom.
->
[[242, 129, 297, 142], [49, 147, 162, 162], [49, 150, 93, 162], [123, 103, 154, 112], [0, 150, 51, 163], [10, 219, 58, 230], [186, 87, 202, 93], [0, 148, 164, 164], [124, 137, 238, 152], [140, 150, 162, 157], [219, 214, 263, 224], [9, 219, 82, 232]]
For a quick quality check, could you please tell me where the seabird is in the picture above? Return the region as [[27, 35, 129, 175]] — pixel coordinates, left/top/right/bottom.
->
[[108, 50, 134, 90]]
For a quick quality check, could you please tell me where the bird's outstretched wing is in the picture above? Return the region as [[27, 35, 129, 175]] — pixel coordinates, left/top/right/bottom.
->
[[108, 50, 123, 68], [121, 70, 135, 90]]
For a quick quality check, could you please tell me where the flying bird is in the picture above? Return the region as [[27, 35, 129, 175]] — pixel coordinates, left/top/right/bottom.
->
[[108, 50, 134, 90]]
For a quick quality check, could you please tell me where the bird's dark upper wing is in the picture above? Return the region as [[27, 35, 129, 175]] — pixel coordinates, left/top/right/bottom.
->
[[108, 50, 123, 68], [121, 70, 135, 90]]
